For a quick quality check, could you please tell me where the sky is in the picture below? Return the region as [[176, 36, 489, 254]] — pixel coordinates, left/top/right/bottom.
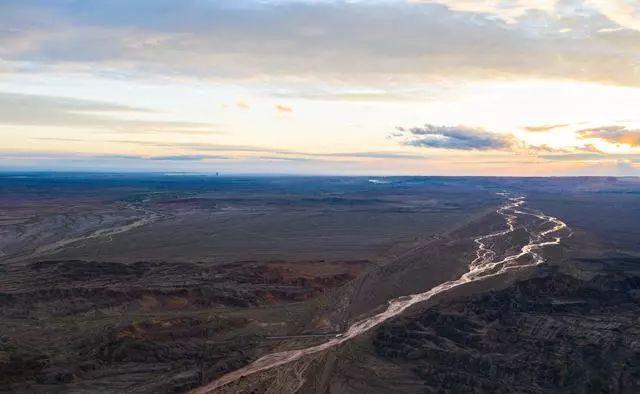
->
[[1, 0, 640, 176]]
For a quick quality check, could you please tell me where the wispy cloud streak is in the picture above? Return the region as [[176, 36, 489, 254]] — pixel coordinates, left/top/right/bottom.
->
[[0, 92, 220, 134]]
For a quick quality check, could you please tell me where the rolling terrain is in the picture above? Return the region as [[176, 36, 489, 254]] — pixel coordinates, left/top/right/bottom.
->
[[1, 174, 639, 393]]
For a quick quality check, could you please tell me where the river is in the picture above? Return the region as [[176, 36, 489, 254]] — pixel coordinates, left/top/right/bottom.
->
[[190, 193, 570, 393]]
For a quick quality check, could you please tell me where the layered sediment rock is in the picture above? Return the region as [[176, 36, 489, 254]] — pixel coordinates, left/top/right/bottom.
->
[[374, 272, 640, 393]]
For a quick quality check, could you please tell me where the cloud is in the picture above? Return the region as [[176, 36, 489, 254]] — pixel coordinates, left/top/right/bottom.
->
[[520, 141, 618, 157], [394, 124, 514, 150], [577, 125, 640, 147], [149, 154, 229, 161], [539, 152, 640, 163], [418, 1, 640, 32], [273, 88, 445, 102], [30, 137, 428, 160], [539, 154, 640, 176], [0, 151, 141, 160], [0, 92, 220, 134], [1, 0, 640, 87], [0, 151, 230, 162], [275, 104, 293, 113], [581, 143, 605, 153], [523, 144, 571, 154], [316, 151, 426, 160], [412, 0, 557, 22], [587, 0, 640, 31], [524, 123, 569, 132]]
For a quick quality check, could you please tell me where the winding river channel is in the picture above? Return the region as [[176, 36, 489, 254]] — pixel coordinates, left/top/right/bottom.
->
[[191, 194, 570, 393]]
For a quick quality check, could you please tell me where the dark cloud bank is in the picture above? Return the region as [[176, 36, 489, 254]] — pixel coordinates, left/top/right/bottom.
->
[[394, 124, 514, 150]]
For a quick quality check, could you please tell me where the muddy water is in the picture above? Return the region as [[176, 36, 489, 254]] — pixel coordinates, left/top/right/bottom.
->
[[191, 194, 570, 393]]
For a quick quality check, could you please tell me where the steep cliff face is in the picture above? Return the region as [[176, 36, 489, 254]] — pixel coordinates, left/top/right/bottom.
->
[[374, 272, 640, 393]]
